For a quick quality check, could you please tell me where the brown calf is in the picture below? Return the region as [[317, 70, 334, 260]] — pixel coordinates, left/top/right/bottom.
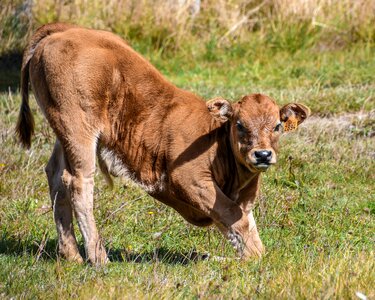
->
[[16, 23, 310, 264]]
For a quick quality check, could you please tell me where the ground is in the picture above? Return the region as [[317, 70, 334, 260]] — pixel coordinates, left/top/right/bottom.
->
[[0, 43, 374, 299]]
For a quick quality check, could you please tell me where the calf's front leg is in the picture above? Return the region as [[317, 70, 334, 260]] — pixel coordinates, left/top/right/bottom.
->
[[216, 209, 264, 259], [190, 183, 264, 258]]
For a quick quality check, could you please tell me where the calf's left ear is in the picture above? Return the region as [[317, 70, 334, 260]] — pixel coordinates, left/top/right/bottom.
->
[[280, 103, 310, 132], [207, 97, 233, 122]]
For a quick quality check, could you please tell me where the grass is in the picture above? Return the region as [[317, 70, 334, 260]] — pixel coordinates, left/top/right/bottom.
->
[[2, 0, 375, 56], [151, 43, 375, 115], [0, 1, 374, 297], [0, 34, 374, 298]]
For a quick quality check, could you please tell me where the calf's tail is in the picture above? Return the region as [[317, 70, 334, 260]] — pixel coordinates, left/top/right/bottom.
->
[[16, 49, 34, 149], [16, 23, 78, 148]]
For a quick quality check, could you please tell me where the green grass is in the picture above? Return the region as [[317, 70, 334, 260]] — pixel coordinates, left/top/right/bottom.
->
[[0, 42, 374, 298], [148, 43, 375, 115]]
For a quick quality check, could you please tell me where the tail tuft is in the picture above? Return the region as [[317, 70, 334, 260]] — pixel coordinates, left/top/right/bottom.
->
[[16, 100, 34, 149], [16, 55, 34, 149]]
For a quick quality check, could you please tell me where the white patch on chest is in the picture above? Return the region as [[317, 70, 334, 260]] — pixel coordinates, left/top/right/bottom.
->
[[99, 148, 165, 193]]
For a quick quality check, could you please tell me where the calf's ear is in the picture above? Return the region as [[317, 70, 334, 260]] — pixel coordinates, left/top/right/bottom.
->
[[280, 103, 310, 132], [207, 97, 233, 122]]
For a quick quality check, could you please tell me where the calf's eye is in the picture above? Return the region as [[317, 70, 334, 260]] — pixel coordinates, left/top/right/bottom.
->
[[274, 122, 282, 132], [236, 121, 245, 131]]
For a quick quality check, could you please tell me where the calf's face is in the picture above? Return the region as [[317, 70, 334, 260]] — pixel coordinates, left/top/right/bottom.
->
[[207, 94, 310, 172]]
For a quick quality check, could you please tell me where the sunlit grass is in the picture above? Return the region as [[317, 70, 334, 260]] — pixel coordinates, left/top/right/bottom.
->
[[0, 2, 374, 295], [0, 40, 374, 297]]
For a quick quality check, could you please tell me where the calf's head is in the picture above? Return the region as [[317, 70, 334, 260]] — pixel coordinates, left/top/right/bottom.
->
[[207, 94, 310, 172]]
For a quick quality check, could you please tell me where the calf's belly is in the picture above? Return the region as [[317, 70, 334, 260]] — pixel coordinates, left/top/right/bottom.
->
[[98, 146, 213, 227]]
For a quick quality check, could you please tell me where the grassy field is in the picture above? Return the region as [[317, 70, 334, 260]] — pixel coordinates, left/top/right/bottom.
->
[[0, 1, 375, 298], [0, 40, 374, 298]]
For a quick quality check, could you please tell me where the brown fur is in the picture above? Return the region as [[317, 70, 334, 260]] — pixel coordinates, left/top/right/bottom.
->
[[16, 23, 310, 264]]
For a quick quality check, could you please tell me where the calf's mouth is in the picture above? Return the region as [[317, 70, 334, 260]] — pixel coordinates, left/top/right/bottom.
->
[[246, 149, 277, 172], [254, 162, 272, 171]]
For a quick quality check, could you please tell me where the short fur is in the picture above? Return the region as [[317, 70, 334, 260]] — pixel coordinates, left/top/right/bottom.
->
[[17, 23, 310, 264]]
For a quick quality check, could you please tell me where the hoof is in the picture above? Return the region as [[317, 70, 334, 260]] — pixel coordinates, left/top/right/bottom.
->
[[60, 251, 84, 264], [88, 250, 109, 266]]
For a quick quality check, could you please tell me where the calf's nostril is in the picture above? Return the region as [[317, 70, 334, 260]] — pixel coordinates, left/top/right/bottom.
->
[[254, 150, 272, 161]]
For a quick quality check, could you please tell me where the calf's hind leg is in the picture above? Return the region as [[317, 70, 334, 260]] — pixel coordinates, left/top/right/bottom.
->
[[60, 134, 108, 265], [46, 140, 83, 263]]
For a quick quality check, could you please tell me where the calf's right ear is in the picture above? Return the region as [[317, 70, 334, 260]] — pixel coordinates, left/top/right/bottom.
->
[[280, 103, 310, 132], [207, 98, 233, 122]]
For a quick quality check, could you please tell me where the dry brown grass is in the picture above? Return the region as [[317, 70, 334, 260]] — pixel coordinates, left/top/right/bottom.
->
[[1, 0, 374, 55]]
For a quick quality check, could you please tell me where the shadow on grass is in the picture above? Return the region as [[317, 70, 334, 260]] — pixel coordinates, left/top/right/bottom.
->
[[0, 51, 22, 92], [0, 234, 59, 260], [108, 247, 210, 265], [0, 235, 209, 265]]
